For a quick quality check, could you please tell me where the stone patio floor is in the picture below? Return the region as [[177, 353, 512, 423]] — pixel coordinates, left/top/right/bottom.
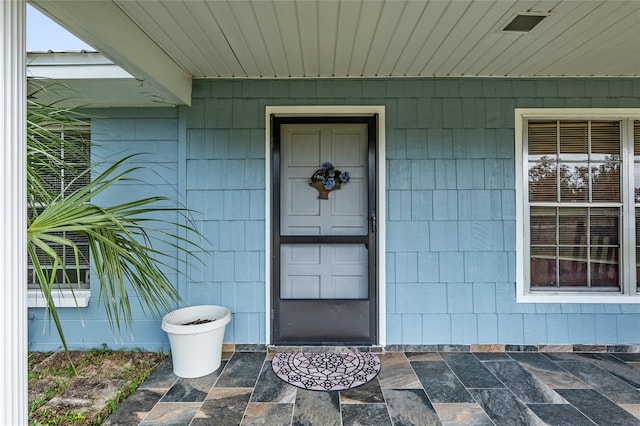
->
[[103, 349, 640, 425]]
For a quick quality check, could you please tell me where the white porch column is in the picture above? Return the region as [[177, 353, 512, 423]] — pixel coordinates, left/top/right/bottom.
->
[[0, 0, 27, 424]]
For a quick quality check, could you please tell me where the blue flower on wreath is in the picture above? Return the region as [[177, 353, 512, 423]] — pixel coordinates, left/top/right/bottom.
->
[[310, 162, 350, 190], [325, 178, 336, 189]]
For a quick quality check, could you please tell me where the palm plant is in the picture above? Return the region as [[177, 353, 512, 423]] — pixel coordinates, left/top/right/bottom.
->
[[27, 95, 201, 351]]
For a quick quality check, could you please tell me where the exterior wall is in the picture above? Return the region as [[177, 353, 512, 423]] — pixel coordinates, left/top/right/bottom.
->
[[28, 78, 640, 351]]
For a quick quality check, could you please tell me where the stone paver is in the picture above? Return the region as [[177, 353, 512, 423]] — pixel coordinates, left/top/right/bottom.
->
[[106, 349, 640, 425]]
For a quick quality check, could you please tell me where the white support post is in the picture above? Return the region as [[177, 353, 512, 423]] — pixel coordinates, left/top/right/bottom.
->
[[0, 0, 27, 424]]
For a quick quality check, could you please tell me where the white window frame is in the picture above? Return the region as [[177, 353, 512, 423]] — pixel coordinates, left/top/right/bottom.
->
[[516, 108, 640, 303], [28, 289, 90, 308], [27, 123, 91, 308]]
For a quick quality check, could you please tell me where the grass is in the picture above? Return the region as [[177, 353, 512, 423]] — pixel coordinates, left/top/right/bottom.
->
[[28, 347, 167, 425]]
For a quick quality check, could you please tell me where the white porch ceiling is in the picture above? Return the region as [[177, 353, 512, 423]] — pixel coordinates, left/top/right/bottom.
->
[[29, 0, 640, 105]]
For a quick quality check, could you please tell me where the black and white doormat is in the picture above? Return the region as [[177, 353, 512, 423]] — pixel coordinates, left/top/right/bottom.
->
[[271, 352, 381, 391]]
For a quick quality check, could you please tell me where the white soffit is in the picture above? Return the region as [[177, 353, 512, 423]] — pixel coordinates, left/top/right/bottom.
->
[[28, 0, 640, 91], [27, 52, 132, 79], [27, 52, 172, 108]]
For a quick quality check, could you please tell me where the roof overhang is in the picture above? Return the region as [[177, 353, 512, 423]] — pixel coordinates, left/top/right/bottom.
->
[[27, 52, 175, 108], [29, 0, 191, 106]]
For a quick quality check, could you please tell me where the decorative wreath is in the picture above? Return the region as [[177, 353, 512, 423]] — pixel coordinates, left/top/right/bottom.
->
[[309, 162, 350, 190]]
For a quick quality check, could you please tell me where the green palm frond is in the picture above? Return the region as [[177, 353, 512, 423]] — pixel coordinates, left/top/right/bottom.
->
[[26, 98, 204, 351], [26, 97, 90, 208]]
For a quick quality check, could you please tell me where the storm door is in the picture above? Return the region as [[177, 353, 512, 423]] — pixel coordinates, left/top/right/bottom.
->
[[272, 116, 377, 344]]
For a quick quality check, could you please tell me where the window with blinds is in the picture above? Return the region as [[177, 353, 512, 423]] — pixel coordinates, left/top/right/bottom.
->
[[527, 120, 622, 291], [28, 124, 91, 290]]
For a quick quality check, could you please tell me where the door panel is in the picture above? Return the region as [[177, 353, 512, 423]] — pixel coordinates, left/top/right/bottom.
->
[[272, 117, 377, 345], [279, 300, 371, 340], [280, 124, 368, 236], [281, 243, 368, 299]]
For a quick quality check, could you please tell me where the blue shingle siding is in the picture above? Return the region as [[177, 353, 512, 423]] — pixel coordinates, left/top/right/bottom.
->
[[477, 314, 498, 343], [181, 87, 267, 346], [422, 314, 451, 344], [26, 78, 640, 351]]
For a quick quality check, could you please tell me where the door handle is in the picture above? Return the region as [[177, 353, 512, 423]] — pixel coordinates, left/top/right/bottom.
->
[[370, 212, 376, 233]]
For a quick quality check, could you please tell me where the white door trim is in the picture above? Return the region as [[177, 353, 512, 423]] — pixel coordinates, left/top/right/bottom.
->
[[265, 105, 386, 346]]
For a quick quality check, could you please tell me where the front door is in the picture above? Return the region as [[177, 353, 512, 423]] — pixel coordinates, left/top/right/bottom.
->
[[272, 116, 377, 345]]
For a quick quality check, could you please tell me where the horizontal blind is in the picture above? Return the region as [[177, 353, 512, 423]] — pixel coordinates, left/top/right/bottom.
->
[[27, 123, 91, 289]]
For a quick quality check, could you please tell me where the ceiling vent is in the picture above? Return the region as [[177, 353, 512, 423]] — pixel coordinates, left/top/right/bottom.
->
[[502, 12, 548, 33]]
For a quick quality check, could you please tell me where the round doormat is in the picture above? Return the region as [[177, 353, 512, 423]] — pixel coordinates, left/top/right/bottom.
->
[[271, 352, 381, 391]]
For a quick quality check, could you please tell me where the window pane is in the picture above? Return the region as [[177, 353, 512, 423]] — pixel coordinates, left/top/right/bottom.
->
[[558, 246, 587, 286], [559, 163, 588, 202], [591, 121, 620, 157], [590, 208, 619, 246], [528, 121, 557, 155], [530, 246, 556, 287], [590, 247, 619, 288], [530, 207, 556, 245], [558, 208, 587, 245], [590, 208, 620, 288], [559, 121, 588, 160], [529, 160, 557, 202], [42, 173, 62, 195], [592, 162, 620, 202]]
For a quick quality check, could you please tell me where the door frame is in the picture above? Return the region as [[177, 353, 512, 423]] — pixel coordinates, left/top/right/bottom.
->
[[265, 105, 386, 346]]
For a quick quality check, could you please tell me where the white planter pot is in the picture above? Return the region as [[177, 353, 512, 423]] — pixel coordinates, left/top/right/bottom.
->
[[161, 305, 231, 378]]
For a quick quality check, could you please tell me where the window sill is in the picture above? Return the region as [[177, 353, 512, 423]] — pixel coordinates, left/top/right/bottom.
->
[[518, 292, 640, 304], [27, 289, 91, 308]]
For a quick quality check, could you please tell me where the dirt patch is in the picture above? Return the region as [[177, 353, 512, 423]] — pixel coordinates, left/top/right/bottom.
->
[[77, 351, 163, 380], [29, 349, 166, 425], [32, 350, 87, 373], [41, 377, 126, 413], [28, 376, 69, 407]]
